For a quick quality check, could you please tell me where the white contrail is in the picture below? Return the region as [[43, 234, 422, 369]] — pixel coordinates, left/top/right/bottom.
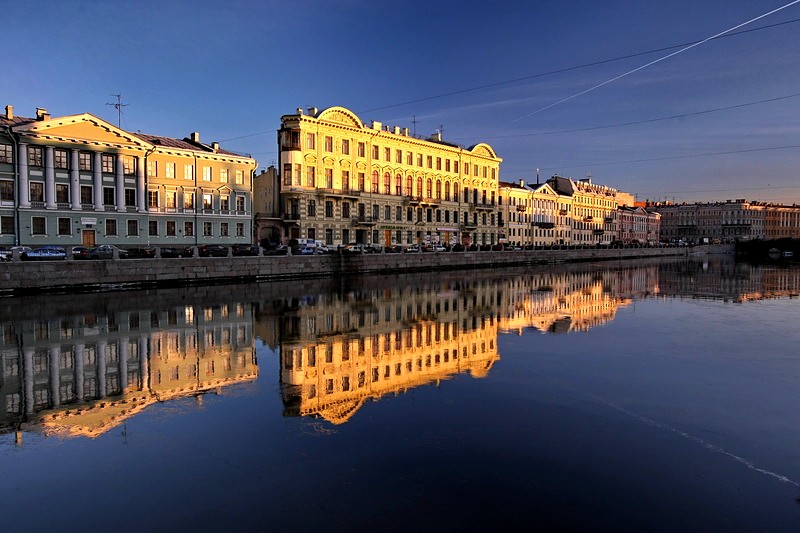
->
[[512, 0, 800, 123]]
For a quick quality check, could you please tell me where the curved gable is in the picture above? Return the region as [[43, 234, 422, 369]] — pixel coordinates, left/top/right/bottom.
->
[[316, 106, 364, 129], [468, 143, 498, 159]]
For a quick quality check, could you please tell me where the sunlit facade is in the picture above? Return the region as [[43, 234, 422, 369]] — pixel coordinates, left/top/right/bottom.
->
[[1, 105, 257, 248], [616, 206, 661, 244], [547, 176, 622, 245], [277, 106, 502, 248]]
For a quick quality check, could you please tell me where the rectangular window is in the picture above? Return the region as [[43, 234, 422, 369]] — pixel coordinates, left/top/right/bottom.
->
[[31, 216, 46, 235], [58, 217, 71, 235], [325, 228, 333, 245], [165, 162, 175, 179], [358, 142, 365, 157], [325, 168, 333, 188], [384, 147, 390, 161], [306, 133, 316, 150], [165, 191, 176, 209], [166, 221, 176, 236], [454, 161, 459, 173], [283, 163, 291, 186], [202, 167, 212, 181], [56, 183, 69, 203], [81, 185, 93, 205], [30, 182, 44, 202], [342, 170, 350, 190], [220, 195, 229, 211], [219, 168, 228, 183], [220, 222, 229, 236], [358, 172, 365, 191], [106, 219, 118, 236], [147, 160, 157, 177], [102, 154, 114, 173], [235, 169, 244, 184], [445, 159, 451, 172], [122, 155, 136, 175], [125, 188, 136, 206], [28, 146, 43, 166], [342, 139, 350, 155], [54, 149, 68, 169], [342, 202, 350, 218], [184, 164, 193, 180], [464, 163, 469, 175], [148, 190, 158, 208], [149, 220, 158, 236], [308, 200, 316, 216], [184, 192, 194, 209], [0, 144, 13, 163], [0, 180, 13, 201], [184, 221, 194, 236], [325, 201, 333, 217], [127, 220, 138, 236], [236, 196, 245, 211], [0, 216, 14, 235], [203, 194, 213, 210], [436, 157, 442, 170], [407, 152, 413, 165], [79, 152, 92, 171], [306, 166, 315, 187], [203, 222, 213, 236], [417, 154, 422, 167], [103, 187, 115, 206], [396, 149, 402, 163], [427, 155, 433, 168], [324, 136, 333, 152], [236, 223, 244, 237]]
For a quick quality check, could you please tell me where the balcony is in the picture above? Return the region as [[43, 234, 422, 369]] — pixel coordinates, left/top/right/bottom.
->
[[559, 209, 569, 215], [341, 189, 361, 199], [516, 205, 526, 212], [460, 222, 478, 231], [604, 217, 615, 223], [534, 222, 555, 229], [283, 213, 301, 224], [592, 229, 604, 236], [352, 216, 376, 226], [583, 216, 593, 222], [469, 202, 495, 211]]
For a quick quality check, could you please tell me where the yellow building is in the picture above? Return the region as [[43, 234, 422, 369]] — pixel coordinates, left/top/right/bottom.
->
[[547, 176, 622, 245], [277, 106, 502, 248], [1, 106, 257, 248]]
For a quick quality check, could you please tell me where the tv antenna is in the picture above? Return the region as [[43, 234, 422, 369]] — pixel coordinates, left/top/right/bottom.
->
[[106, 94, 128, 128], [411, 115, 419, 136]]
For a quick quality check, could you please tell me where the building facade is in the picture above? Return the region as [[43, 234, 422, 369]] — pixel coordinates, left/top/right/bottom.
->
[[546, 176, 623, 245], [277, 106, 502, 248], [1, 106, 257, 248], [616, 206, 661, 244], [653, 200, 768, 242]]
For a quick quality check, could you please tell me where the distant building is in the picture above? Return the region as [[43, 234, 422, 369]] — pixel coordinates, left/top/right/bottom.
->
[[252, 165, 282, 245], [652, 199, 769, 242], [1, 105, 257, 248], [546, 176, 624, 245], [277, 106, 502, 248], [616, 206, 661, 244]]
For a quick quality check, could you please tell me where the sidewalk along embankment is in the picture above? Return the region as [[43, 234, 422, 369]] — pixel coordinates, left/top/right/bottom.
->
[[0, 246, 704, 295]]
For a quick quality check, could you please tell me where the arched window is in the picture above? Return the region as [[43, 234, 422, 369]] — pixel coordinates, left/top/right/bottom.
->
[[426, 178, 433, 198], [383, 172, 391, 195], [444, 181, 451, 201], [453, 183, 459, 201], [371, 171, 379, 193], [416, 177, 423, 197], [435, 180, 442, 199], [395, 174, 402, 195], [406, 176, 413, 196]]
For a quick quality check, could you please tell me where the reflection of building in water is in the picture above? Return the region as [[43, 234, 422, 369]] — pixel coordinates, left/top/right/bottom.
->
[[279, 279, 500, 424], [0, 302, 256, 438], [495, 267, 659, 334], [658, 260, 800, 302]]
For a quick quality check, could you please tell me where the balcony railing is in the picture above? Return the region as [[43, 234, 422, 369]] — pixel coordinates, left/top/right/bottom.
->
[[352, 215, 376, 226], [284, 213, 301, 220]]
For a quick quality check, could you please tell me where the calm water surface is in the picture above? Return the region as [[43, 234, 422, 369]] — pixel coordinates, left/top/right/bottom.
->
[[2, 258, 800, 531]]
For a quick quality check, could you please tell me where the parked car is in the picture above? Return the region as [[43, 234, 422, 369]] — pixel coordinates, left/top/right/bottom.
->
[[181, 244, 230, 257], [232, 244, 260, 256], [83, 244, 128, 260], [158, 246, 182, 258], [125, 246, 157, 259], [265, 245, 288, 255], [2, 246, 33, 260], [0, 246, 10, 261], [296, 246, 316, 255], [71, 246, 89, 259], [21, 245, 67, 261]]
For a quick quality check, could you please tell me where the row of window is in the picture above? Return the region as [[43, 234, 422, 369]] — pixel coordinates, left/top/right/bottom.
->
[[0, 144, 246, 184], [148, 190, 246, 211], [291, 200, 495, 226], [294, 132, 496, 178], [19, 216, 246, 238]]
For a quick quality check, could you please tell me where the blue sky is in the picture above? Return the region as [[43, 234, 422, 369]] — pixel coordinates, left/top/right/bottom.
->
[[5, 0, 800, 203]]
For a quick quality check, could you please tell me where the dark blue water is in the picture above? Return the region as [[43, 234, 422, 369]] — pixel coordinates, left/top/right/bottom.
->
[[2, 258, 799, 531]]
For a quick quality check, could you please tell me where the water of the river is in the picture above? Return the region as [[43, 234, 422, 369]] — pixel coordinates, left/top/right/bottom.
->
[[1, 257, 799, 531]]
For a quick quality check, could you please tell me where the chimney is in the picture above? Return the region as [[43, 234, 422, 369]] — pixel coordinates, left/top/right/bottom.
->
[[401, 127, 409, 136], [519, 179, 525, 188], [36, 107, 50, 120], [296, 107, 304, 115], [5, 105, 12, 120], [190, 131, 200, 143], [430, 131, 442, 142], [307, 107, 318, 116], [371, 120, 382, 130], [211, 142, 219, 152], [393, 126, 400, 134]]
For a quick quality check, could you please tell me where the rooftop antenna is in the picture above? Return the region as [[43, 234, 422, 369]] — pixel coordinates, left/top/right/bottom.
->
[[411, 115, 419, 136], [439, 124, 444, 138], [106, 94, 128, 128], [536, 167, 540, 185]]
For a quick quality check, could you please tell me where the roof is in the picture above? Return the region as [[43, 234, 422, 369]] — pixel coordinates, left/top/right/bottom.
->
[[0, 115, 37, 128]]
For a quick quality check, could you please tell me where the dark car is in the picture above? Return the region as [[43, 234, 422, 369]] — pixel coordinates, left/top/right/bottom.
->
[[232, 244, 260, 256], [181, 244, 230, 257], [158, 246, 182, 258], [125, 246, 157, 259], [83, 245, 128, 260], [265, 245, 288, 255]]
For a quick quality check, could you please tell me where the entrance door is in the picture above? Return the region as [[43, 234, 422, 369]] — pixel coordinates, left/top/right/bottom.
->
[[82, 229, 96, 247]]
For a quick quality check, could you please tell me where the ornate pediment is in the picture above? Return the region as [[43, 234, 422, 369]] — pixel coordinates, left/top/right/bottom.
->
[[14, 113, 152, 149], [316, 106, 363, 128], [468, 143, 499, 159]]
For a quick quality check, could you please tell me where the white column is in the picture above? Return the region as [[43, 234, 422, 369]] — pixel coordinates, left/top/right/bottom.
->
[[74, 344, 85, 400], [119, 339, 129, 393], [44, 146, 56, 209], [139, 337, 149, 390], [23, 348, 34, 414], [116, 155, 126, 212], [137, 157, 147, 213], [70, 149, 81, 209], [97, 340, 107, 398], [93, 152, 103, 210], [49, 346, 60, 407], [18, 143, 30, 208]]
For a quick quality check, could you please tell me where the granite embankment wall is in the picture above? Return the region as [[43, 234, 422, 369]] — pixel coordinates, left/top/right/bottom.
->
[[1, 245, 727, 295]]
